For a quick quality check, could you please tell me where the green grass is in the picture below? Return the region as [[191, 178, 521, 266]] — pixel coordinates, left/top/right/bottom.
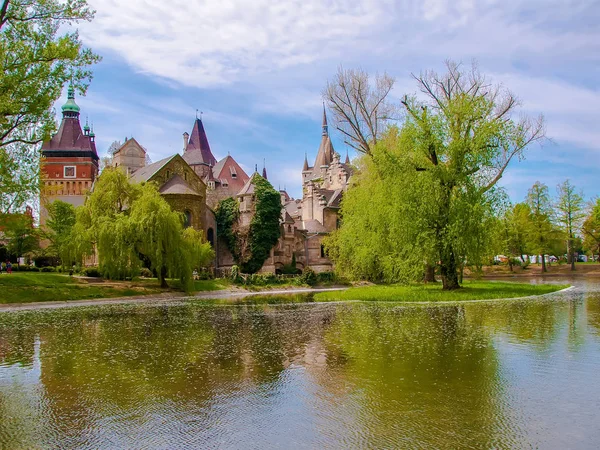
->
[[0, 273, 234, 305], [0, 272, 163, 304], [313, 280, 569, 303]]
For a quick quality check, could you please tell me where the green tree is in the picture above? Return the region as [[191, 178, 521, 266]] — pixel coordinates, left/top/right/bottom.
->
[[0, 0, 100, 213], [4, 214, 38, 266], [45, 199, 76, 266], [555, 180, 585, 270], [326, 61, 545, 289], [73, 168, 213, 289], [525, 182, 554, 272], [582, 198, 600, 261], [493, 202, 532, 271]]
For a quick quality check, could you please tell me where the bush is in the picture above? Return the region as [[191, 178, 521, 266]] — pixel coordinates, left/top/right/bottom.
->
[[317, 271, 336, 283], [83, 267, 102, 277], [139, 267, 154, 278], [41, 266, 56, 272], [29, 267, 40, 272], [33, 256, 59, 268], [509, 258, 522, 267], [230, 265, 241, 283], [300, 268, 317, 286]]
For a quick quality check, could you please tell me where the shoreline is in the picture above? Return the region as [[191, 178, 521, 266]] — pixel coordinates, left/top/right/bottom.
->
[[0, 287, 348, 312]]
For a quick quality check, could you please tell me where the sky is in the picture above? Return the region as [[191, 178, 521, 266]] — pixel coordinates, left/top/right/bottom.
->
[[56, 0, 600, 202]]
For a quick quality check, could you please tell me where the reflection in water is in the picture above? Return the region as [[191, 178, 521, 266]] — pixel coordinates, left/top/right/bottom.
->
[[1, 281, 600, 448]]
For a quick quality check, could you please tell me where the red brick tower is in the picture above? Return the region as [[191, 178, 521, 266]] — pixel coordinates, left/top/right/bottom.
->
[[39, 85, 99, 226]]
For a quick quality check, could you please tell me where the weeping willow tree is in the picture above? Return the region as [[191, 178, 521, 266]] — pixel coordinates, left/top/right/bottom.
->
[[73, 168, 213, 290]]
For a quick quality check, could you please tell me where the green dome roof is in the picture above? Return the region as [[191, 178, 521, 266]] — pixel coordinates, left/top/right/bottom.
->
[[61, 85, 80, 114]]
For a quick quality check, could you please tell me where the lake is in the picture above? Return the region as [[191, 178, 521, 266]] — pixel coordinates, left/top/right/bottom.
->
[[1, 279, 599, 448]]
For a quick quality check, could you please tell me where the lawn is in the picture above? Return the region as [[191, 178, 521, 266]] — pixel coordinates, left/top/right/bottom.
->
[[0, 272, 231, 304], [313, 280, 569, 303]]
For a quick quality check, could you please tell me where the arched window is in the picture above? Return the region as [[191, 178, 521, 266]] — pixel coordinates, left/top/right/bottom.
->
[[207, 228, 215, 247], [320, 244, 326, 258], [184, 210, 192, 228]]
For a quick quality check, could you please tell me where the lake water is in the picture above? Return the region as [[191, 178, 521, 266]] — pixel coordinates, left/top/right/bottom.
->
[[1, 280, 599, 449]]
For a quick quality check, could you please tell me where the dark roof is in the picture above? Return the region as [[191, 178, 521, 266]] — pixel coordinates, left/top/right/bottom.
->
[[41, 117, 98, 158], [159, 174, 200, 196], [183, 118, 217, 166]]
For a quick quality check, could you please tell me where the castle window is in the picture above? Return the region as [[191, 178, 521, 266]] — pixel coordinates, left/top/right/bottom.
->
[[64, 166, 76, 178], [207, 228, 215, 247], [231, 173, 237, 179], [321, 244, 326, 258], [166, 170, 171, 179], [184, 210, 192, 228]]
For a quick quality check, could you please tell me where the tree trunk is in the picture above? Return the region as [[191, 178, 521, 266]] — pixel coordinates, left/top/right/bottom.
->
[[569, 237, 576, 271], [160, 265, 168, 288], [508, 259, 513, 273], [541, 254, 547, 273], [424, 264, 436, 283], [440, 246, 460, 290]]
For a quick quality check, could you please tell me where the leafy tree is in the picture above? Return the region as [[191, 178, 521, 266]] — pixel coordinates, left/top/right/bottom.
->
[[73, 168, 213, 289], [326, 61, 545, 289], [582, 198, 600, 261], [45, 199, 76, 267], [493, 202, 532, 271], [4, 214, 38, 266], [525, 182, 554, 272], [215, 175, 281, 274], [0, 0, 100, 213], [555, 180, 585, 270]]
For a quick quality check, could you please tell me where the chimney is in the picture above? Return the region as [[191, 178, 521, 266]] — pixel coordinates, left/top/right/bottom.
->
[[183, 132, 189, 151]]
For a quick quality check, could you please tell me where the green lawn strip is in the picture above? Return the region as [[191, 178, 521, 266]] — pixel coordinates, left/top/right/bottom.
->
[[0, 273, 234, 304], [313, 281, 569, 303], [0, 272, 161, 304]]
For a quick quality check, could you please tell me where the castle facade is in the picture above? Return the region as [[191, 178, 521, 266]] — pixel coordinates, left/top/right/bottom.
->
[[40, 90, 352, 273]]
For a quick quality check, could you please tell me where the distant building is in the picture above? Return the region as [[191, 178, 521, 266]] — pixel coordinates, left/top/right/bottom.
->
[[39, 85, 99, 226]]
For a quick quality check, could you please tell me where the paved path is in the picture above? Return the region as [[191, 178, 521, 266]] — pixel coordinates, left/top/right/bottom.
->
[[0, 287, 348, 313]]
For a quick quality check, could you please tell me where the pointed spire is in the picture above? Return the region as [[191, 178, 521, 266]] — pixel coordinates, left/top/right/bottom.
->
[[345, 149, 350, 164], [184, 116, 217, 166], [303, 152, 309, 171], [322, 102, 328, 136], [83, 116, 90, 135], [262, 158, 268, 179]]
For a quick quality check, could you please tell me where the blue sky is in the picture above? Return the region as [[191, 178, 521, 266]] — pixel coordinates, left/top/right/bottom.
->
[[56, 0, 599, 202]]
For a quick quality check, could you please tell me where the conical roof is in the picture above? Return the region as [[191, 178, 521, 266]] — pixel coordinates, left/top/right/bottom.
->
[[183, 118, 217, 166]]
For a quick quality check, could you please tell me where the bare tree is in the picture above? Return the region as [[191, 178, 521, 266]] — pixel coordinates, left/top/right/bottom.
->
[[323, 67, 399, 156], [403, 61, 546, 194]]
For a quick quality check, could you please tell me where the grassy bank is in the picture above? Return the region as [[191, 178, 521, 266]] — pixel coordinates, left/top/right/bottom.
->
[[314, 280, 569, 303], [0, 272, 230, 304]]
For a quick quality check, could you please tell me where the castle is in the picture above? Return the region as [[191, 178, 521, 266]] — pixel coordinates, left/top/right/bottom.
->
[[40, 88, 352, 273]]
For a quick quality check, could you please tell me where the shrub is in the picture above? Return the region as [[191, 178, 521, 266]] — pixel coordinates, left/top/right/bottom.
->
[[300, 267, 317, 286], [41, 266, 56, 272], [29, 267, 40, 272], [83, 267, 102, 277], [230, 265, 241, 283], [139, 268, 154, 278], [33, 256, 59, 268]]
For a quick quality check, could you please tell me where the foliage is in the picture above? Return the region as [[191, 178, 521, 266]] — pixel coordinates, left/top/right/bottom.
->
[[525, 182, 557, 272], [45, 199, 76, 266], [555, 180, 585, 269], [215, 197, 239, 259], [72, 168, 213, 290], [216, 175, 282, 274], [314, 281, 568, 303], [582, 198, 600, 259], [325, 61, 544, 290], [3, 213, 38, 264], [139, 267, 153, 278], [300, 267, 317, 286], [82, 266, 101, 277], [0, 0, 100, 213]]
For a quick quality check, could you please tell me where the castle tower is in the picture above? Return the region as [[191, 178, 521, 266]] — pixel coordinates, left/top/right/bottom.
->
[[182, 117, 218, 178], [39, 85, 99, 226]]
